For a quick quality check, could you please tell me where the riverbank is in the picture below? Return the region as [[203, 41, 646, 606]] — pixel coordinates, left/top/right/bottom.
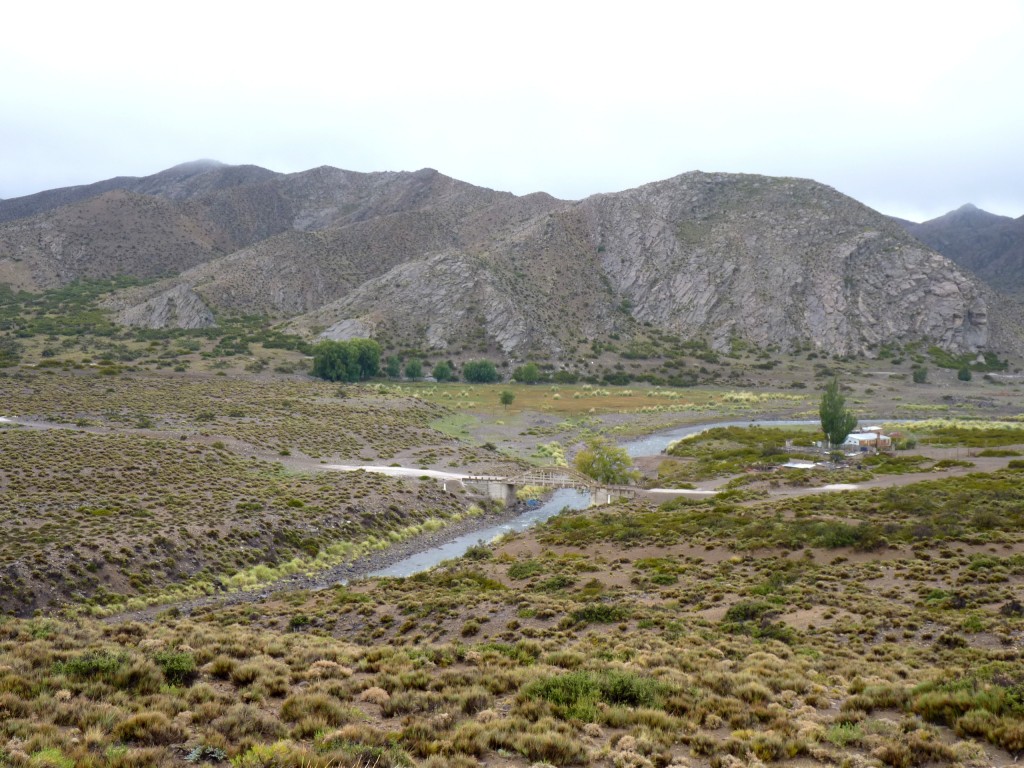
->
[[102, 497, 547, 623]]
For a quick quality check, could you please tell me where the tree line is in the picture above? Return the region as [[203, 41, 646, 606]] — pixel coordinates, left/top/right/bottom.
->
[[312, 339, 514, 384]]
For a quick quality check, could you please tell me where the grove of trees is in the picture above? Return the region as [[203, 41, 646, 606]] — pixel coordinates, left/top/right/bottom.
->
[[311, 339, 381, 382]]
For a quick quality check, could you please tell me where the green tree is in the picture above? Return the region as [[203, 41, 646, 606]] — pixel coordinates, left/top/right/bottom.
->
[[386, 355, 402, 379], [311, 340, 355, 382], [463, 359, 500, 383], [404, 358, 423, 379], [499, 389, 515, 409], [311, 339, 380, 382], [513, 362, 541, 384], [912, 366, 928, 384], [957, 365, 972, 382], [431, 361, 453, 381], [574, 437, 639, 485], [819, 377, 857, 448], [350, 338, 380, 379]]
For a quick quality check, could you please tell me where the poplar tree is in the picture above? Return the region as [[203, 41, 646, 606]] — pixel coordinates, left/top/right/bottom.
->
[[819, 377, 857, 448]]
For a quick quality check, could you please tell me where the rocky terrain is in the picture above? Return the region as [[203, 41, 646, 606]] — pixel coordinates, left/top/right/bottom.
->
[[899, 203, 1024, 299], [0, 162, 1014, 358]]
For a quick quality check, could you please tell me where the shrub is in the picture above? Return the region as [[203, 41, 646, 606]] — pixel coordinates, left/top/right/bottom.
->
[[463, 542, 492, 560], [404, 358, 423, 379], [508, 560, 544, 580], [521, 669, 665, 721], [280, 693, 353, 726], [432, 361, 454, 381], [113, 711, 186, 745], [569, 603, 628, 624], [513, 362, 541, 384], [154, 650, 197, 686], [56, 651, 123, 680]]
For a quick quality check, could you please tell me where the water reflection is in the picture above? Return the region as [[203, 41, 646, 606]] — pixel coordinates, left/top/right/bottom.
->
[[620, 419, 820, 457], [363, 488, 592, 579]]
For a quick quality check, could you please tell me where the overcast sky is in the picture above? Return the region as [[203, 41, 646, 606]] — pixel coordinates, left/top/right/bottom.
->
[[2, 1, 1022, 222]]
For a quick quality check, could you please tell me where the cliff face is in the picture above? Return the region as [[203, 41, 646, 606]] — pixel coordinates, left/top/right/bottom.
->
[[293, 172, 990, 357], [578, 174, 989, 355], [0, 162, 1004, 357]]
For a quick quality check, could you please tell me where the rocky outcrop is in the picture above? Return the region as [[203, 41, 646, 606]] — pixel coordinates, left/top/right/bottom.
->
[[579, 173, 989, 355], [114, 283, 215, 329], [291, 252, 541, 355], [292, 172, 991, 357]]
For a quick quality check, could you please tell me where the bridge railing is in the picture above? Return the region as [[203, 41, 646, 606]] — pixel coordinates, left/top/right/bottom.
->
[[463, 467, 638, 496]]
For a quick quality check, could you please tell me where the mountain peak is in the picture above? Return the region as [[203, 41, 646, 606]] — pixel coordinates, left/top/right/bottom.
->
[[171, 159, 226, 170]]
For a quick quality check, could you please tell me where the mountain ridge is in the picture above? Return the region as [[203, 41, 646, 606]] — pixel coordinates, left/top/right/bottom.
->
[[899, 204, 1024, 300], [0, 161, 1016, 358]]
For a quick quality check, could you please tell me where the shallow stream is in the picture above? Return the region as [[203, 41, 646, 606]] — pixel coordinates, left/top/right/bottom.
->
[[358, 416, 880, 579]]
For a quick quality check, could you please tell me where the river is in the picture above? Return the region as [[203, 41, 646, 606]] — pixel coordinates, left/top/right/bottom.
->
[[365, 488, 592, 579], [359, 418, 835, 579], [620, 419, 822, 457]]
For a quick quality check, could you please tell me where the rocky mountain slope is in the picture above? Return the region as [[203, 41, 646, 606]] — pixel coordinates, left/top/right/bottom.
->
[[0, 162, 1013, 358], [0, 160, 279, 224], [899, 204, 1024, 299], [291, 172, 996, 357]]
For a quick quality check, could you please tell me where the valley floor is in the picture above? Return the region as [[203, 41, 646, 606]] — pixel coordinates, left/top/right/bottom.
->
[[1, 365, 1023, 767]]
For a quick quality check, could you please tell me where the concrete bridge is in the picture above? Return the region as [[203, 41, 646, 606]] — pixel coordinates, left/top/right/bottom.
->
[[325, 463, 649, 507], [463, 466, 639, 507]]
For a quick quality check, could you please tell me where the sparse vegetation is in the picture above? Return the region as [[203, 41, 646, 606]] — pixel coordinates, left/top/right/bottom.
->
[[1, 285, 1024, 767]]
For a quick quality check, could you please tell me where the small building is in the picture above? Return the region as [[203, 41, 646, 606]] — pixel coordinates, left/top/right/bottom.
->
[[842, 431, 892, 451]]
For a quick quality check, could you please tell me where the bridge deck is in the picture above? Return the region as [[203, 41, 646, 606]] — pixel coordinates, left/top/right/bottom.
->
[[464, 466, 638, 496]]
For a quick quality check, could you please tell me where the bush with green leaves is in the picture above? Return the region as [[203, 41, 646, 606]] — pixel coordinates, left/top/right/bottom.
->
[[462, 359, 499, 383], [431, 360, 453, 381], [512, 362, 541, 384], [574, 437, 639, 485], [154, 650, 197, 686], [386, 355, 402, 379], [404, 358, 423, 379]]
